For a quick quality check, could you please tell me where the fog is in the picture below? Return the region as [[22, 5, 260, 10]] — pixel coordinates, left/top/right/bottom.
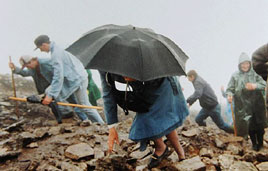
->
[[1, 0, 268, 109]]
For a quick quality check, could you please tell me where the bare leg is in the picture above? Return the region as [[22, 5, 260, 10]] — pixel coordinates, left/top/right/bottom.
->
[[166, 130, 185, 160], [153, 137, 166, 156]]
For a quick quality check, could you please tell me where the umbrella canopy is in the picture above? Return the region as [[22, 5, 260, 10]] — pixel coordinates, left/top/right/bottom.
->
[[67, 24, 189, 81]]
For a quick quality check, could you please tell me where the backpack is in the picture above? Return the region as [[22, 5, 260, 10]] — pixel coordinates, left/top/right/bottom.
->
[[106, 73, 164, 115]]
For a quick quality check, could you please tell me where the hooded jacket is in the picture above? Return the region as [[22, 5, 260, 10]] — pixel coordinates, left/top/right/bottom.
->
[[226, 52, 267, 137]]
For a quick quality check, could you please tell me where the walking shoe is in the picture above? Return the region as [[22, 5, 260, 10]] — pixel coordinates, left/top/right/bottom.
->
[[148, 146, 169, 169]]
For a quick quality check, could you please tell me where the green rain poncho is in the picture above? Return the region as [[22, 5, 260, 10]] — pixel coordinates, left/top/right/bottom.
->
[[87, 70, 101, 106], [226, 52, 267, 138]]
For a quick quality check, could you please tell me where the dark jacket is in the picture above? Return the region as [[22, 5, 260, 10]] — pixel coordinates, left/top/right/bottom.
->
[[187, 75, 218, 109], [252, 43, 268, 81]]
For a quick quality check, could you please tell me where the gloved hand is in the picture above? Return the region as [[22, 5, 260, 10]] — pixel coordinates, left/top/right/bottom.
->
[[26, 95, 42, 103], [108, 127, 120, 153]]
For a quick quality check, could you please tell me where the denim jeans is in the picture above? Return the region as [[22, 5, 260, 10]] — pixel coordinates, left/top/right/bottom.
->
[[72, 79, 104, 124], [195, 104, 233, 133]]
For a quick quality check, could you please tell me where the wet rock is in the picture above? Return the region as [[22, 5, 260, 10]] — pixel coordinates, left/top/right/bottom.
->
[[256, 152, 268, 162], [94, 148, 105, 159], [0, 129, 10, 138], [36, 163, 61, 171], [242, 152, 256, 162], [0, 147, 21, 161], [33, 127, 49, 138], [173, 156, 206, 171], [256, 162, 268, 171], [218, 154, 235, 170], [48, 126, 61, 135], [61, 161, 81, 171], [182, 128, 198, 137], [214, 137, 225, 149], [3, 119, 25, 132], [226, 143, 242, 155], [27, 142, 38, 148], [0, 102, 12, 107], [229, 161, 257, 171], [20, 132, 36, 146], [199, 147, 213, 158], [65, 143, 94, 160]]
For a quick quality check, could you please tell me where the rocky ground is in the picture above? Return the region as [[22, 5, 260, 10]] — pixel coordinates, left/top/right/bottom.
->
[[0, 74, 268, 171]]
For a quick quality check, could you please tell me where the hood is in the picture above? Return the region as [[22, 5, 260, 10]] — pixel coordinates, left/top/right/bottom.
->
[[238, 52, 251, 72]]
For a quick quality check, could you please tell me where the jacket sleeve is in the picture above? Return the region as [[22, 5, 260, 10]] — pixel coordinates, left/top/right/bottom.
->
[[186, 81, 204, 105], [47, 49, 64, 99], [252, 43, 268, 81], [226, 75, 236, 96], [255, 74, 266, 91], [13, 66, 33, 77], [99, 71, 118, 125]]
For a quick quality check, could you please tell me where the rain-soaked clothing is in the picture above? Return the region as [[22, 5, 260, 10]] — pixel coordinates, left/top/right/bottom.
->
[[187, 75, 233, 133], [49, 42, 104, 123], [13, 58, 74, 117], [100, 71, 189, 150], [86, 70, 101, 106], [226, 53, 267, 138]]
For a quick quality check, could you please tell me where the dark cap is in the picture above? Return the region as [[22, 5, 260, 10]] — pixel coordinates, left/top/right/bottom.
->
[[34, 35, 50, 50]]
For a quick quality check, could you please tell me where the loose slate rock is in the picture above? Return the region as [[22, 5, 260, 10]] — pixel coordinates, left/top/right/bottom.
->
[[65, 143, 94, 160]]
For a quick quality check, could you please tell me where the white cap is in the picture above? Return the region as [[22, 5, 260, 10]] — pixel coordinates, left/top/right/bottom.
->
[[19, 55, 34, 69]]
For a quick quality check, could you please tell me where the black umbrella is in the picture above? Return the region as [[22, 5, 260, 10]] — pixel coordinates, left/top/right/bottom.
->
[[67, 24, 189, 81]]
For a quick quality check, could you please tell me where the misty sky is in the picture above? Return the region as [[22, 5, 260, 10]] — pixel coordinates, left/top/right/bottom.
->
[[1, 0, 268, 108]]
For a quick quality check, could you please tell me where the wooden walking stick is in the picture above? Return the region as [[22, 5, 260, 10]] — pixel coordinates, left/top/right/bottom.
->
[[230, 102, 237, 136], [9, 56, 19, 117], [8, 97, 103, 110]]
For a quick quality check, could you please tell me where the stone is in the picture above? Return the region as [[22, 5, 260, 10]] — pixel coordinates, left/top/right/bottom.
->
[[256, 162, 268, 171], [229, 161, 257, 171], [65, 143, 94, 160], [218, 154, 235, 170], [182, 128, 198, 137], [214, 137, 225, 149], [226, 143, 241, 155], [174, 156, 206, 171], [94, 148, 105, 159], [27, 142, 38, 148], [199, 147, 213, 158], [61, 161, 81, 171]]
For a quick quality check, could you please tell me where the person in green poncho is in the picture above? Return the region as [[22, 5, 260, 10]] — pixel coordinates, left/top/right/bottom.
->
[[86, 70, 101, 106], [226, 52, 267, 151]]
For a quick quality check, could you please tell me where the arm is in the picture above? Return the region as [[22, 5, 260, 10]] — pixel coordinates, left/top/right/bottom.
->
[[186, 81, 204, 105], [252, 43, 268, 80], [46, 50, 64, 99], [226, 75, 236, 103], [99, 71, 118, 125]]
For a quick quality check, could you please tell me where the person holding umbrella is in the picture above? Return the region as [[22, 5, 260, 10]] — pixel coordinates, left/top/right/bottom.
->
[[186, 70, 234, 133], [100, 72, 189, 168], [67, 24, 190, 169], [33, 35, 104, 124], [227, 52, 267, 151]]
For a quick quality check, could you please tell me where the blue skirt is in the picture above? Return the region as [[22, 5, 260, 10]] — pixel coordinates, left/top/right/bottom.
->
[[129, 77, 189, 150]]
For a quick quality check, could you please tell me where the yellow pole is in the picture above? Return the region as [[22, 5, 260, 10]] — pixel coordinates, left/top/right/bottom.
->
[[9, 96, 103, 110], [230, 102, 237, 136]]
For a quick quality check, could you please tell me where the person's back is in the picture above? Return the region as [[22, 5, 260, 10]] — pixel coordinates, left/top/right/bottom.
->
[[186, 70, 233, 133], [191, 75, 218, 109]]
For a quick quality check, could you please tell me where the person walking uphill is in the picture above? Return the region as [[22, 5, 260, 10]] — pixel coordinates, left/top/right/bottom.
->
[[227, 52, 267, 151], [34, 35, 104, 124], [100, 72, 189, 169], [186, 70, 233, 133]]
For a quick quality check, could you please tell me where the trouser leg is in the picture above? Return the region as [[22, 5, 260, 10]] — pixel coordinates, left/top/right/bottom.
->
[[73, 80, 104, 124], [249, 130, 258, 151], [256, 129, 265, 150], [195, 108, 209, 126], [210, 104, 233, 133]]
